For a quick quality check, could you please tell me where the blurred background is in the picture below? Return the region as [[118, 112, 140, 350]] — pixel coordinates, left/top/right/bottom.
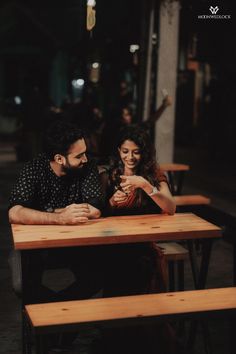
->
[[0, 1, 236, 353], [0, 0, 235, 163]]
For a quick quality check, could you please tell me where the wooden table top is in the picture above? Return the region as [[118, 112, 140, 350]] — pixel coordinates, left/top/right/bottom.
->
[[11, 213, 221, 250]]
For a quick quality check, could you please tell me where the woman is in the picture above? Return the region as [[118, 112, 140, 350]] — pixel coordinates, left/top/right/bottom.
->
[[101, 125, 178, 354], [107, 124, 175, 216], [102, 124, 176, 295]]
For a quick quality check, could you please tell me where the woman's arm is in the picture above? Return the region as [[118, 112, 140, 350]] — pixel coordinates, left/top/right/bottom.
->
[[120, 175, 176, 215], [142, 180, 176, 215]]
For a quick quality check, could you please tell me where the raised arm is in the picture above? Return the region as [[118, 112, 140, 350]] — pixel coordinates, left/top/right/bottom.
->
[[147, 95, 172, 124]]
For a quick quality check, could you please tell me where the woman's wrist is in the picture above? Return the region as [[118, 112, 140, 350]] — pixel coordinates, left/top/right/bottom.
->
[[141, 178, 153, 194]]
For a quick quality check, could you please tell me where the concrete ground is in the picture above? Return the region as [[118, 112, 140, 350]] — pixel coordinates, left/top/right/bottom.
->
[[0, 142, 235, 354]]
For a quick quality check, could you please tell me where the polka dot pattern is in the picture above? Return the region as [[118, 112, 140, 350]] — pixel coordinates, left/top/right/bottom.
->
[[9, 154, 103, 211]]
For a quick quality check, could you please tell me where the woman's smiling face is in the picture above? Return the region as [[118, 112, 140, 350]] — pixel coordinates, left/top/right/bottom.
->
[[118, 139, 141, 173]]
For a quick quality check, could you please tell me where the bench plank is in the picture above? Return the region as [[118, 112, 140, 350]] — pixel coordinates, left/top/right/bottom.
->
[[25, 287, 236, 333], [160, 163, 190, 172], [158, 242, 189, 261], [174, 195, 210, 206]]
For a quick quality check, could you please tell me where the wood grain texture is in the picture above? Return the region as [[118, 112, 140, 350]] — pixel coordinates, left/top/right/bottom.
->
[[12, 213, 221, 250], [25, 287, 236, 332], [174, 195, 211, 206], [157, 242, 189, 261], [160, 163, 190, 172], [11, 213, 221, 250]]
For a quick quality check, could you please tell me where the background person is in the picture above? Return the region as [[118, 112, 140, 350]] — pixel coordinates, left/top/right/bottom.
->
[[102, 94, 172, 161]]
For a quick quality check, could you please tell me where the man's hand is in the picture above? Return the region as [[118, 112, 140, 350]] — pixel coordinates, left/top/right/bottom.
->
[[59, 203, 90, 224], [162, 95, 172, 107]]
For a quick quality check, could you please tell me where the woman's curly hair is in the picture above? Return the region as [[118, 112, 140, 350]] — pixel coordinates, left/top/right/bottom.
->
[[110, 124, 161, 190]]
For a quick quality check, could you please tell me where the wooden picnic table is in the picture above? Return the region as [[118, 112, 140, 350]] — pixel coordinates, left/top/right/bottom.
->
[[12, 213, 220, 250], [11, 213, 221, 354], [12, 213, 221, 293]]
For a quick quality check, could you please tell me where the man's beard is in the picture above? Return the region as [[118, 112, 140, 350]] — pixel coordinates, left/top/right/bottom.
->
[[62, 163, 86, 178]]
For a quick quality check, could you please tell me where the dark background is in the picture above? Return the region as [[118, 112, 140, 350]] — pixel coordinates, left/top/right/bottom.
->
[[0, 0, 235, 160]]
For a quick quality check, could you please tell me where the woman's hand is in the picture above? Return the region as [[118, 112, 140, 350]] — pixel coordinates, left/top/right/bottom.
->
[[120, 175, 146, 192], [109, 189, 129, 207]]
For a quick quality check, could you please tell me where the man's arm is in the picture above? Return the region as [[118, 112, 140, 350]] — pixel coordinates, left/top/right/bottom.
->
[[9, 204, 89, 225]]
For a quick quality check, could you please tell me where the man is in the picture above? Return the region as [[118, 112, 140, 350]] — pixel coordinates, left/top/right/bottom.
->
[[9, 120, 102, 224], [9, 120, 104, 304]]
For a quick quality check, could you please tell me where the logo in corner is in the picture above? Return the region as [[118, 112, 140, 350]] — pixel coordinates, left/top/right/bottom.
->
[[209, 6, 219, 14], [197, 5, 230, 20]]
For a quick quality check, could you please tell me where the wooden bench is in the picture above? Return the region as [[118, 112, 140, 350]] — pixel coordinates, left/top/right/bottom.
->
[[160, 163, 190, 172], [174, 195, 211, 206], [25, 287, 236, 353]]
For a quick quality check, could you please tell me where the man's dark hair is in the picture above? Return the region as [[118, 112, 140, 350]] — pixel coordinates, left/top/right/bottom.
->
[[43, 120, 84, 160]]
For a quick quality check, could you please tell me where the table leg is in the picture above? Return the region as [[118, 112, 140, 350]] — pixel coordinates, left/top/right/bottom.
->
[[233, 242, 236, 285], [22, 308, 32, 354], [167, 172, 175, 195], [187, 239, 213, 354], [167, 171, 186, 196], [187, 239, 213, 290], [21, 250, 33, 354], [35, 334, 48, 354], [229, 315, 236, 354], [197, 239, 213, 289], [187, 240, 199, 289], [176, 171, 185, 196]]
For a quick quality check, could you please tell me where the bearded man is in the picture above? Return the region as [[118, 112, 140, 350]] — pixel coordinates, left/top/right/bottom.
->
[[8, 120, 104, 304]]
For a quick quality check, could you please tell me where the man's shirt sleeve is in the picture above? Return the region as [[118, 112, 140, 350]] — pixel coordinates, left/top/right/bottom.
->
[[9, 162, 37, 209]]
